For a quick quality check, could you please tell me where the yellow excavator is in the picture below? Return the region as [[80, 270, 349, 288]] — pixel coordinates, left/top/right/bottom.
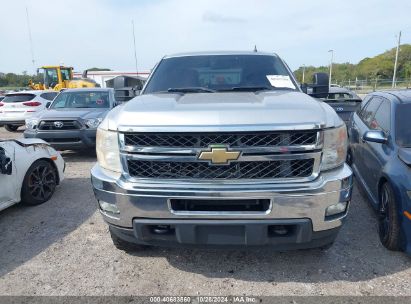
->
[[28, 66, 99, 91]]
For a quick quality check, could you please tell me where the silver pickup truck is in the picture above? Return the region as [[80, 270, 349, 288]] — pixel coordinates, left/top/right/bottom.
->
[[91, 51, 353, 251]]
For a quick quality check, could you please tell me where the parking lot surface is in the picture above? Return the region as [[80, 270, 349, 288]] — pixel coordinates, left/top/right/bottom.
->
[[0, 126, 410, 296]]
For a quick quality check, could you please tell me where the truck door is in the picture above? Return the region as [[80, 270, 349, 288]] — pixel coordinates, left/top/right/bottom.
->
[[0, 142, 17, 208]]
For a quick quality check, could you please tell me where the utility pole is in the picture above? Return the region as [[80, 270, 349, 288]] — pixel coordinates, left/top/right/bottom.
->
[[302, 64, 306, 83], [392, 31, 401, 88], [328, 49, 334, 89], [25, 6, 36, 74], [132, 19, 139, 75]]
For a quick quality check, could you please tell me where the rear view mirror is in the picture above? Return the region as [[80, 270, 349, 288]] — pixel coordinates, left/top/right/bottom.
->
[[46, 102, 51, 108], [0, 148, 12, 175], [363, 130, 387, 144]]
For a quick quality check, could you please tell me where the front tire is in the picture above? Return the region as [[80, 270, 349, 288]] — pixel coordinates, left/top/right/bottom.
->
[[21, 160, 58, 206], [109, 227, 147, 252], [4, 124, 19, 132], [378, 182, 401, 251], [320, 242, 335, 251]]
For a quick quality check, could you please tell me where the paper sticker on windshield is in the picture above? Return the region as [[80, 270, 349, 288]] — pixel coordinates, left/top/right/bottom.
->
[[266, 75, 295, 89]]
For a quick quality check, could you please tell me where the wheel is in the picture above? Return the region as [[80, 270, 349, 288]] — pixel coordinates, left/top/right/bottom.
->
[[320, 242, 335, 251], [109, 227, 147, 252], [4, 124, 19, 132], [378, 182, 401, 251], [21, 160, 58, 206]]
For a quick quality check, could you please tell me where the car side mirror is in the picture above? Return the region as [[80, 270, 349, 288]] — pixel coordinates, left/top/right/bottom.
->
[[307, 72, 330, 98], [0, 149, 12, 175], [46, 102, 51, 108], [363, 130, 387, 144], [300, 83, 308, 94]]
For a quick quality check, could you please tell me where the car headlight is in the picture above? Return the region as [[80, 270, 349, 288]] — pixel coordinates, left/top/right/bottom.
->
[[96, 127, 122, 172], [85, 118, 103, 129], [321, 124, 348, 171], [25, 118, 39, 130]]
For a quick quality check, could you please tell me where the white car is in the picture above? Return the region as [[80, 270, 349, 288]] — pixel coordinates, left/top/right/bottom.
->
[[0, 90, 58, 132], [0, 138, 65, 212]]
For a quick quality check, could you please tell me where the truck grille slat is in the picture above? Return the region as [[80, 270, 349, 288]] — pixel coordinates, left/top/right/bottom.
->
[[124, 131, 317, 148], [127, 159, 314, 180], [38, 120, 82, 130]]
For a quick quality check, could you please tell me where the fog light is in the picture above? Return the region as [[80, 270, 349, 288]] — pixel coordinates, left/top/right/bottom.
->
[[99, 201, 120, 214], [341, 175, 352, 189], [325, 202, 348, 217]]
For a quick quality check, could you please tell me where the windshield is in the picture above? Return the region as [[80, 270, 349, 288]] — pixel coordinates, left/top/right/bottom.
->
[[2, 94, 36, 103], [327, 92, 360, 100], [60, 68, 71, 81], [143, 54, 296, 94], [50, 91, 110, 109], [43, 68, 59, 88], [396, 104, 411, 147]]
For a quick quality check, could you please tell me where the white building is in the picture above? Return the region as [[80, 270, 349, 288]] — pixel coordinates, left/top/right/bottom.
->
[[73, 70, 151, 88]]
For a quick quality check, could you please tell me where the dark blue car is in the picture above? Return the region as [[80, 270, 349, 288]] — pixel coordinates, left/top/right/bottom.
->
[[348, 90, 411, 254]]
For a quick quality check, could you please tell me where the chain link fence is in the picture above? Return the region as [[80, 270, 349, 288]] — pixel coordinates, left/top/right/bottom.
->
[[336, 78, 411, 94]]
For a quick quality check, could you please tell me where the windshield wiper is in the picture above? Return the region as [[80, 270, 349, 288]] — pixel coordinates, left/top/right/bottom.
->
[[217, 86, 272, 92], [217, 86, 293, 92], [167, 87, 216, 93]]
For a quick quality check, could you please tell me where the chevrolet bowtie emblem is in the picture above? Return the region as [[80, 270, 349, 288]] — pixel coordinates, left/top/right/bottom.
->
[[198, 146, 241, 165]]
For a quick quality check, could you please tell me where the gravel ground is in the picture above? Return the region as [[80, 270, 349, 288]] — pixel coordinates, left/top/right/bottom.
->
[[0, 126, 410, 296]]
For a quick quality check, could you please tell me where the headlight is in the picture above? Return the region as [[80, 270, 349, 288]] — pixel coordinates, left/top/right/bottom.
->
[[25, 118, 39, 130], [96, 127, 122, 172], [321, 124, 348, 171], [325, 201, 348, 217], [85, 118, 103, 129]]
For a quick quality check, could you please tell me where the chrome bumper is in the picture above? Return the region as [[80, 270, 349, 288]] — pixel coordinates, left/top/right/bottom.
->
[[91, 163, 353, 232]]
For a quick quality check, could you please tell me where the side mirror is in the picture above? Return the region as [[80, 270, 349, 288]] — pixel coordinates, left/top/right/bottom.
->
[[307, 72, 330, 98], [362, 130, 387, 144], [300, 83, 308, 94], [0, 148, 12, 175], [46, 102, 51, 108]]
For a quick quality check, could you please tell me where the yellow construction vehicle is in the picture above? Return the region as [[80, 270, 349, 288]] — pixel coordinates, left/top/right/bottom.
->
[[29, 66, 99, 91]]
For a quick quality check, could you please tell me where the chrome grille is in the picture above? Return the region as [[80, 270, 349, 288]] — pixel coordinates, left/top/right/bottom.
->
[[38, 120, 82, 130], [124, 131, 317, 148], [127, 159, 314, 180]]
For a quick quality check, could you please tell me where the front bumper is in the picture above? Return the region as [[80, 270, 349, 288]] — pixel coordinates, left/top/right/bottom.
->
[[91, 164, 352, 248], [24, 129, 97, 150], [0, 119, 25, 126], [110, 219, 340, 249], [0, 112, 37, 125]]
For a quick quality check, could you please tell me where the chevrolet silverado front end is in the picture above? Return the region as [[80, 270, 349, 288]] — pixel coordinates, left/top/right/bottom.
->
[[91, 51, 353, 250]]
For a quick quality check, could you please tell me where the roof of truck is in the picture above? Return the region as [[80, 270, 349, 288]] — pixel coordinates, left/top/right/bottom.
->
[[60, 88, 114, 93], [164, 51, 279, 59]]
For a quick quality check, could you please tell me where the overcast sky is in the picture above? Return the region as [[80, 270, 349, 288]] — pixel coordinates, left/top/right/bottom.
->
[[1, 0, 410, 74]]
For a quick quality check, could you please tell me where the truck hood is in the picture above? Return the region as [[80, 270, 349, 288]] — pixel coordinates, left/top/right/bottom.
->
[[33, 108, 109, 120], [106, 91, 342, 131]]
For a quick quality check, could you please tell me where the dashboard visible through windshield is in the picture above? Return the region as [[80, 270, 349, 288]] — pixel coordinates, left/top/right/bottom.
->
[[51, 91, 110, 109], [143, 54, 297, 94]]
